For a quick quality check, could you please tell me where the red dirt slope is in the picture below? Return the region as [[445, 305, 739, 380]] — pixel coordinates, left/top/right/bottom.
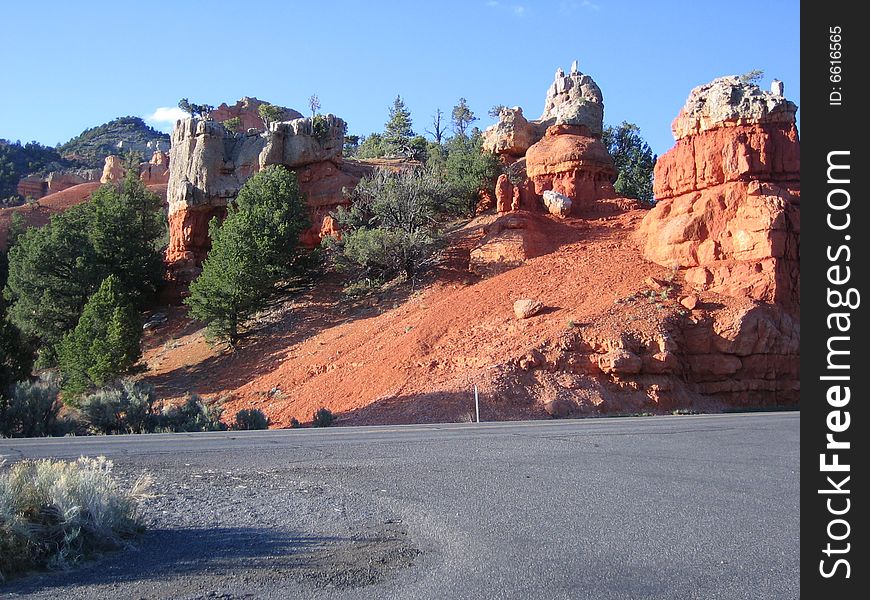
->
[[143, 209, 730, 426]]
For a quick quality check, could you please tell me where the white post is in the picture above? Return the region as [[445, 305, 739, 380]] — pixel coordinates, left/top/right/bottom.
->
[[474, 385, 480, 423]]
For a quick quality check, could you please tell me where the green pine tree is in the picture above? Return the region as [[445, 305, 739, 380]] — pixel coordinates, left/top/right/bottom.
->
[[602, 122, 657, 204], [4, 171, 163, 364], [57, 275, 141, 397], [383, 96, 415, 157], [185, 165, 308, 346]]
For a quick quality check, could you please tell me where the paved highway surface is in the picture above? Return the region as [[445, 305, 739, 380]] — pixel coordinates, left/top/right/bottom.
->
[[0, 412, 799, 599]]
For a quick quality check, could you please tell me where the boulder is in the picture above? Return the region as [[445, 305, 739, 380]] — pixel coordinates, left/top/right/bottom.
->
[[482, 107, 539, 158], [514, 298, 544, 320], [542, 190, 572, 218]]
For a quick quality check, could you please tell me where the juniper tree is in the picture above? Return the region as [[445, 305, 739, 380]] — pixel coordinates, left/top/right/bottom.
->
[[57, 275, 141, 397], [185, 165, 308, 346]]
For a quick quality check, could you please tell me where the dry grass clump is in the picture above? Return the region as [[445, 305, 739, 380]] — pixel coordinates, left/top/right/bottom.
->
[[0, 456, 152, 579]]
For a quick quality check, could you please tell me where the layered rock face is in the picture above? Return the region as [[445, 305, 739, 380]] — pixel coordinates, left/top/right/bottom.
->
[[165, 112, 371, 284], [16, 169, 101, 200], [211, 97, 302, 132], [639, 76, 800, 312], [482, 62, 617, 217]]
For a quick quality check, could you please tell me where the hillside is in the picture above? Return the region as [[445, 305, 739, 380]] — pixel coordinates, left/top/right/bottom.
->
[[58, 116, 170, 169], [141, 208, 792, 427]]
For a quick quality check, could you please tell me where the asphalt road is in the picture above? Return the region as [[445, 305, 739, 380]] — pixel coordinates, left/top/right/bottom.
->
[[0, 412, 799, 599]]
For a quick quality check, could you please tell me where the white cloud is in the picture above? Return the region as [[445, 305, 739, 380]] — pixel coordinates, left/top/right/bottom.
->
[[145, 106, 189, 127], [486, 0, 526, 16], [559, 0, 600, 13]]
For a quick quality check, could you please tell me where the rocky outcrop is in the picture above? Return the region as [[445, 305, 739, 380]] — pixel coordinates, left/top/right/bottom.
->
[[16, 169, 101, 200], [671, 75, 797, 139], [100, 155, 125, 183], [211, 97, 302, 132], [99, 151, 171, 185], [525, 124, 616, 210], [639, 76, 800, 313], [16, 176, 47, 199], [539, 60, 605, 135], [482, 107, 538, 159], [165, 111, 375, 286], [140, 151, 170, 185], [521, 298, 799, 416], [482, 63, 619, 217]]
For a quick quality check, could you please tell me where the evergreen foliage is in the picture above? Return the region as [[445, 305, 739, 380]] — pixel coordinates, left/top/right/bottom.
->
[[4, 172, 163, 361], [383, 96, 415, 157], [0, 139, 68, 202], [601, 122, 656, 203], [56, 275, 141, 397], [185, 165, 308, 346], [451, 98, 478, 137], [326, 168, 443, 286]]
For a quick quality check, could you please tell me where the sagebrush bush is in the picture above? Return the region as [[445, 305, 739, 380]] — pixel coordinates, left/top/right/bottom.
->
[[78, 379, 158, 434], [311, 407, 335, 427], [232, 408, 269, 430], [160, 393, 226, 432], [0, 373, 69, 438], [0, 456, 151, 579]]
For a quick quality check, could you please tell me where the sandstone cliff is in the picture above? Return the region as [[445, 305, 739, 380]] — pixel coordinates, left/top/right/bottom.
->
[[165, 111, 376, 287]]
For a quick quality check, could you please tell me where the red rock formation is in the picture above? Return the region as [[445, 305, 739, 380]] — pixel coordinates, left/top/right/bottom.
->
[[653, 123, 800, 199], [295, 158, 363, 247], [639, 76, 800, 313], [165, 205, 227, 265], [16, 176, 45, 199], [495, 174, 512, 213], [525, 124, 616, 211], [140, 151, 170, 185]]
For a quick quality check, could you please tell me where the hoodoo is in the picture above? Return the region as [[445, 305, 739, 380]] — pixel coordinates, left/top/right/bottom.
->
[[638, 76, 800, 313]]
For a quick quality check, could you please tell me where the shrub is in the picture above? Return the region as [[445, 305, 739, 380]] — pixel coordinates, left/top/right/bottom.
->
[[232, 408, 269, 430], [326, 168, 445, 288], [0, 456, 151, 579], [311, 407, 334, 427], [289, 417, 301, 428], [0, 373, 68, 438], [78, 380, 158, 435], [159, 393, 226, 432]]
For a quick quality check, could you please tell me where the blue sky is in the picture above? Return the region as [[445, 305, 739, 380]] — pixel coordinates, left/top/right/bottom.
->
[[2, 0, 799, 157]]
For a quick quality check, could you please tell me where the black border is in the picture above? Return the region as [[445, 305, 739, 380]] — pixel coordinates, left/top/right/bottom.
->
[[801, 3, 867, 596]]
